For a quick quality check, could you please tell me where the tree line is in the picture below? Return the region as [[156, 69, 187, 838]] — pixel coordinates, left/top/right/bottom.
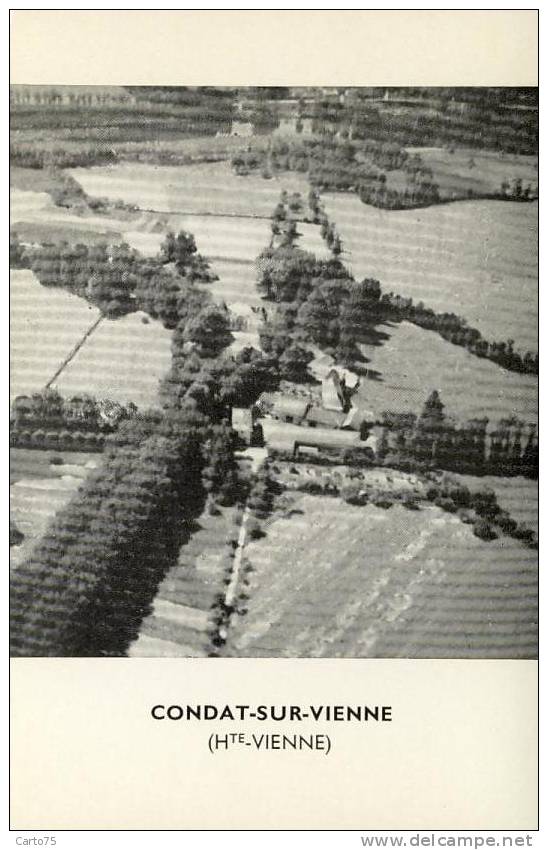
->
[[10, 406, 209, 656], [377, 391, 538, 480], [10, 389, 137, 451]]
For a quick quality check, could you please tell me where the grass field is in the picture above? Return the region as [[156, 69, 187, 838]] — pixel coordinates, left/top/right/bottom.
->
[[407, 147, 538, 200], [356, 320, 538, 424], [70, 161, 311, 218], [324, 195, 538, 354], [10, 270, 101, 401], [10, 449, 102, 568], [54, 310, 172, 408], [10, 269, 172, 407], [226, 493, 538, 659]]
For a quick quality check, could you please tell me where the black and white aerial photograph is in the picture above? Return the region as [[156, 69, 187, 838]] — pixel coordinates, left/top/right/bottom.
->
[[9, 84, 538, 660]]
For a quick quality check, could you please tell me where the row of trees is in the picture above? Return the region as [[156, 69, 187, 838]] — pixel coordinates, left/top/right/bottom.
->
[[10, 389, 137, 434], [10, 142, 119, 170], [10, 406, 210, 656], [343, 94, 538, 156], [377, 391, 538, 479], [378, 290, 538, 375], [10, 428, 105, 452]]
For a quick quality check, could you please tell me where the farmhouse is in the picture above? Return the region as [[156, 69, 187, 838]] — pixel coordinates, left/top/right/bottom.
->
[[322, 367, 360, 412]]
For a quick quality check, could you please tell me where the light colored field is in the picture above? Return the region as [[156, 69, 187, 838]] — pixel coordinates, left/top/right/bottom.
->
[[295, 221, 331, 258], [407, 147, 538, 200], [226, 494, 538, 659], [204, 259, 260, 309], [10, 185, 165, 253], [10, 450, 101, 568], [171, 213, 269, 261], [324, 195, 538, 353], [70, 161, 311, 218], [357, 320, 538, 423], [54, 311, 172, 408], [10, 269, 101, 401]]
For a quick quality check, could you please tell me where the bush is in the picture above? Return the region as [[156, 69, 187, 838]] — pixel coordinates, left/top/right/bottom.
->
[[457, 508, 475, 525], [341, 483, 366, 505], [496, 512, 518, 534], [374, 498, 393, 509], [49, 455, 64, 465], [471, 487, 501, 520], [512, 523, 536, 544], [247, 518, 264, 540], [435, 496, 458, 513], [10, 520, 24, 547], [473, 520, 499, 541]]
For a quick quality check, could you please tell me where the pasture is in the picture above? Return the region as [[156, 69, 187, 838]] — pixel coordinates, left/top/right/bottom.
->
[[356, 320, 538, 424], [70, 161, 311, 218], [10, 269, 101, 401], [407, 147, 538, 200], [10, 269, 172, 408], [226, 493, 538, 659], [54, 311, 172, 408], [324, 195, 538, 354]]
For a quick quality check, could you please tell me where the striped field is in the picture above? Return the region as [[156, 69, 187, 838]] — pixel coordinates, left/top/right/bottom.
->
[[10, 270, 101, 401], [356, 320, 538, 423], [226, 493, 538, 659]]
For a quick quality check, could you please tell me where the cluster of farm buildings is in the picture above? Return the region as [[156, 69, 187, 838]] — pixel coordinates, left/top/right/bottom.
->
[[232, 368, 378, 460]]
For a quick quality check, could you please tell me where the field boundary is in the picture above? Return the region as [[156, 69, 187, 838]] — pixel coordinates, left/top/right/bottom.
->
[[45, 314, 104, 390], [137, 206, 273, 221]]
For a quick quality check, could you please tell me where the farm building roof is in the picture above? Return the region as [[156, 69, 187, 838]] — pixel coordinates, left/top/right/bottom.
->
[[341, 407, 376, 429], [259, 393, 311, 423], [304, 406, 347, 429], [263, 419, 361, 452]]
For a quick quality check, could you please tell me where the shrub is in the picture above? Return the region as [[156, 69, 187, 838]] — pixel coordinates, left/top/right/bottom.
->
[[341, 483, 366, 505], [31, 429, 46, 448], [435, 496, 458, 514], [402, 494, 420, 510], [247, 519, 264, 540], [496, 512, 518, 534], [10, 520, 24, 547], [45, 430, 59, 449], [374, 498, 393, 509], [457, 508, 475, 524], [471, 487, 501, 520], [512, 523, 536, 544], [49, 455, 64, 466], [473, 520, 499, 541]]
